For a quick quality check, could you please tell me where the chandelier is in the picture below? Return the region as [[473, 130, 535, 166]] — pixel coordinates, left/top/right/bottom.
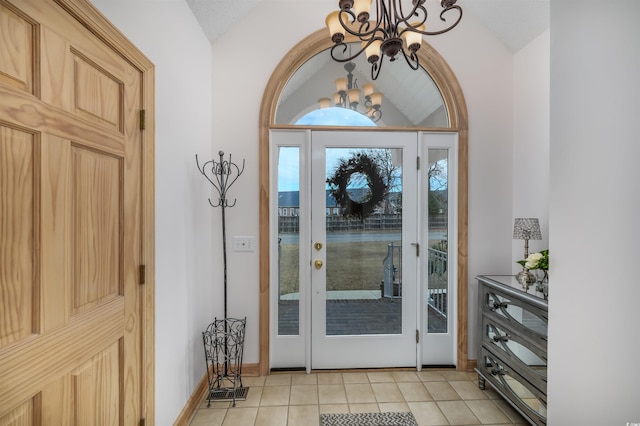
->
[[325, 0, 463, 80], [317, 58, 383, 122]]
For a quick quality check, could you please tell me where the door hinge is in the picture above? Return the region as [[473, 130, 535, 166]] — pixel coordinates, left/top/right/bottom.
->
[[139, 265, 146, 284], [416, 329, 420, 344], [139, 109, 146, 130], [417, 156, 420, 170], [139, 418, 146, 426]]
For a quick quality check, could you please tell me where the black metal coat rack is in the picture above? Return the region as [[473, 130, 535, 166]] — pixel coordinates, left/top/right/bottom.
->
[[195, 151, 245, 318]]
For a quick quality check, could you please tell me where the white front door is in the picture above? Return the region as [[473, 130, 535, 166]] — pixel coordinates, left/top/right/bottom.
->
[[310, 131, 418, 369], [270, 130, 456, 370]]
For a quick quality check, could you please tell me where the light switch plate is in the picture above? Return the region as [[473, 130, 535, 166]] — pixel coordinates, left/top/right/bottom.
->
[[233, 236, 255, 252]]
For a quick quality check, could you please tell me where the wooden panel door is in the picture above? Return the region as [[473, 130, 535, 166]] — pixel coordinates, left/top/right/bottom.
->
[[0, 0, 153, 424]]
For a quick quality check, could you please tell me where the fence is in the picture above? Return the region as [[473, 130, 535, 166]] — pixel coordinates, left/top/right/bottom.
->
[[279, 213, 446, 233]]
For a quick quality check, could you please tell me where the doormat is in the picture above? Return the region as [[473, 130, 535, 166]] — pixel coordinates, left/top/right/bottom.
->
[[320, 412, 417, 426], [208, 386, 249, 402]]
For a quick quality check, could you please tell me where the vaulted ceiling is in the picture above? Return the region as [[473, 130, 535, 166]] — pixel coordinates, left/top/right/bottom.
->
[[184, 0, 550, 126], [186, 0, 550, 53]]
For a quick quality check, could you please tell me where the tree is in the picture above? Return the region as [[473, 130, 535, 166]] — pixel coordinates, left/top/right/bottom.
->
[[427, 159, 448, 220], [359, 148, 401, 213]]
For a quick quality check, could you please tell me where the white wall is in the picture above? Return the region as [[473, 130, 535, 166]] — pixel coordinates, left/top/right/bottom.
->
[[89, 0, 552, 422], [211, 0, 516, 363], [428, 12, 516, 357], [512, 30, 550, 268], [89, 1, 215, 424], [548, 1, 640, 424]]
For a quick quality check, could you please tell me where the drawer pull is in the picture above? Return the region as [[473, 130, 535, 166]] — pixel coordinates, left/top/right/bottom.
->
[[490, 301, 508, 311], [492, 334, 510, 343], [491, 368, 507, 376]]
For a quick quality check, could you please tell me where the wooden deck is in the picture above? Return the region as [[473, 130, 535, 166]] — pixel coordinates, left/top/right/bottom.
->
[[278, 298, 447, 335]]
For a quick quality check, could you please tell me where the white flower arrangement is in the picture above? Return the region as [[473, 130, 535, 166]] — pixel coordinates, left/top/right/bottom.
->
[[517, 249, 549, 271]]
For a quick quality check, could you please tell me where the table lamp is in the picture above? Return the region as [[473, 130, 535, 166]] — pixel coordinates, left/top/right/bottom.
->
[[513, 218, 541, 287]]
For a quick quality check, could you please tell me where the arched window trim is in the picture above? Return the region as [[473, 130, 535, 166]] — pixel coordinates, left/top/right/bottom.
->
[[258, 30, 469, 375]]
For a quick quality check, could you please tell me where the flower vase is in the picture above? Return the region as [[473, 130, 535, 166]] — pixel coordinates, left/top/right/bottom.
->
[[535, 270, 549, 299], [516, 269, 536, 291]]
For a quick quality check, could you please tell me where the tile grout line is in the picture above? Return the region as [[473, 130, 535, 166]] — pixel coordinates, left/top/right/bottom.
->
[[191, 372, 527, 425]]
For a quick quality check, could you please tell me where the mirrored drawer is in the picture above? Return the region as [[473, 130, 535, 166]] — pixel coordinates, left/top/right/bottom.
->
[[482, 317, 547, 391], [482, 286, 548, 342], [477, 347, 547, 425]]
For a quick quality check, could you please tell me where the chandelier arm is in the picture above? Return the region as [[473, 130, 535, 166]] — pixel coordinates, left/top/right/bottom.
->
[[366, 106, 382, 122], [414, 6, 463, 36], [330, 42, 367, 63], [390, 0, 422, 37], [395, 3, 428, 31], [338, 10, 382, 40], [337, 8, 357, 27], [370, 55, 384, 81], [401, 49, 421, 71]]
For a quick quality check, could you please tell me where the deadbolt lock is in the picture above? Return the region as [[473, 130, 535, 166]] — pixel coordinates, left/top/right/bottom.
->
[[314, 242, 323, 251]]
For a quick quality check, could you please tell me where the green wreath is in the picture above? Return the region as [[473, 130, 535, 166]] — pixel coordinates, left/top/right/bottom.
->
[[326, 153, 388, 220]]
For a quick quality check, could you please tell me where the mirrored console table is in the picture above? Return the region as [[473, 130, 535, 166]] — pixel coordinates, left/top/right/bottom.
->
[[475, 275, 548, 425]]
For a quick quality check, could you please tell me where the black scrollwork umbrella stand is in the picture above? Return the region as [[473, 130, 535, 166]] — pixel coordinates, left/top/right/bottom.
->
[[196, 151, 248, 406]]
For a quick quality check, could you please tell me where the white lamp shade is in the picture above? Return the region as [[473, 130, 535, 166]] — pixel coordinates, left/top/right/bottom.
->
[[369, 91, 383, 107], [325, 11, 345, 40], [364, 39, 382, 61], [335, 77, 348, 92], [353, 0, 373, 18], [402, 24, 425, 49], [318, 98, 331, 109], [347, 88, 361, 105], [362, 82, 375, 97]]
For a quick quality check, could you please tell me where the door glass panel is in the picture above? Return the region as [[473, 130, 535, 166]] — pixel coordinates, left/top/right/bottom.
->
[[426, 149, 449, 333], [324, 148, 403, 335], [278, 147, 300, 335]]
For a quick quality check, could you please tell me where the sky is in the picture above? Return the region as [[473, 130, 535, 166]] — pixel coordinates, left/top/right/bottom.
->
[[278, 146, 358, 192], [278, 107, 448, 192], [278, 107, 376, 191]]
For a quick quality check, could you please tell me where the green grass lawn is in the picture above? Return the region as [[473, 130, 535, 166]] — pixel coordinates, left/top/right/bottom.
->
[[278, 241, 394, 295], [278, 235, 449, 296]]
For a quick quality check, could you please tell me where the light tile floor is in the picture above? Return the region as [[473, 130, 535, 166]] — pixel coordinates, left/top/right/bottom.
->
[[189, 370, 529, 425]]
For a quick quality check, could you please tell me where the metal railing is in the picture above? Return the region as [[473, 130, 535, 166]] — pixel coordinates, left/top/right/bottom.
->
[[382, 242, 402, 298], [427, 288, 447, 317], [427, 248, 448, 318]]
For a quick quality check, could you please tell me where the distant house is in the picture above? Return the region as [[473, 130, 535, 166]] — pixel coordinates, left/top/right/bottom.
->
[[278, 189, 403, 217], [277, 191, 300, 217], [278, 190, 340, 216]]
